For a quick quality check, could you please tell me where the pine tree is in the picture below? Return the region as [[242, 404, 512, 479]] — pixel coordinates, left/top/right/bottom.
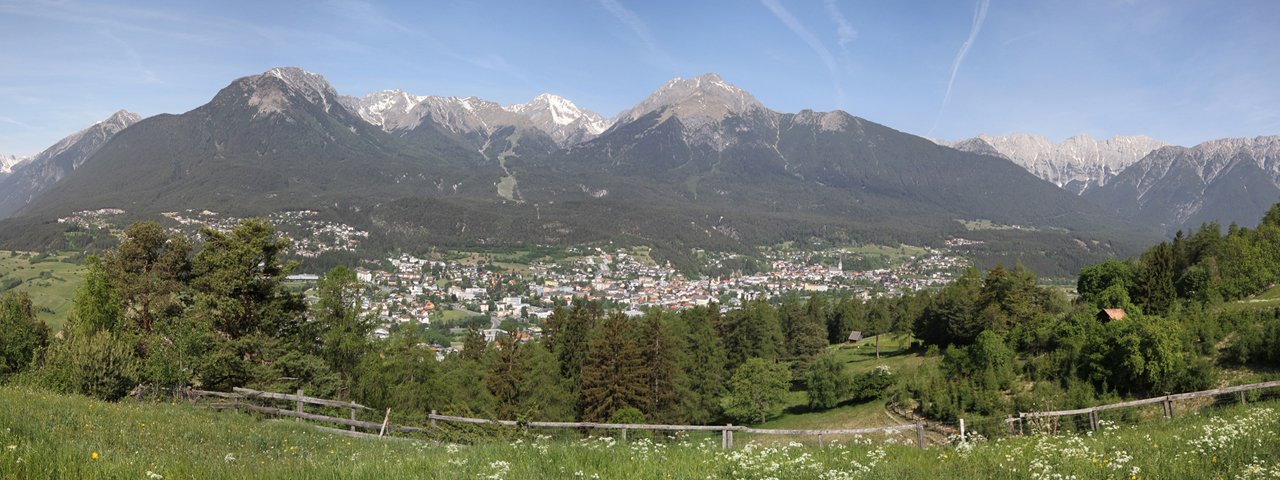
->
[[312, 266, 373, 395], [102, 221, 190, 334], [723, 299, 785, 366], [635, 311, 684, 423], [486, 334, 523, 419], [579, 312, 646, 421], [515, 341, 575, 421], [676, 306, 728, 424], [545, 300, 601, 396]]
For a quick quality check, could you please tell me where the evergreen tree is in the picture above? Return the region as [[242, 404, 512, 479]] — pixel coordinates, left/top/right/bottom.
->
[[0, 291, 47, 381], [675, 306, 728, 424], [515, 341, 575, 421], [462, 327, 487, 362], [312, 266, 373, 395], [102, 221, 190, 334], [579, 312, 646, 421], [635, 311, 684, 422], [723, 299, 785, 366], [1139, 243, 1177, 316], [544, 300, 601, 396], [786, 295, 829, 363], [69, 256, 123, 336], [486, 333, 523, 419]]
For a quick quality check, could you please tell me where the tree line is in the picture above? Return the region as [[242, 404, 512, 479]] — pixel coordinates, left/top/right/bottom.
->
[[5, 204, 1280, 428]]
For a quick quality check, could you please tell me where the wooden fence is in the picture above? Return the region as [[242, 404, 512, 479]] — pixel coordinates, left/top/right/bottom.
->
[[187, 387, 926, 449], [188, 378, 1280, 449], [1006, 379, 1280, 435]]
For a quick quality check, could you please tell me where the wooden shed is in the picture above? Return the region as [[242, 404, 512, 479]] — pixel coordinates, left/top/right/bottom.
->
[[847, 330, 863, 343], [1097, 308, 1127, 322]]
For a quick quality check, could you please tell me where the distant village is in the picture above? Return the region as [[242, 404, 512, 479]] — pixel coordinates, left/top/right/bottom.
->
[[350, 244, 969, 353], [57, 207, 972, 355]]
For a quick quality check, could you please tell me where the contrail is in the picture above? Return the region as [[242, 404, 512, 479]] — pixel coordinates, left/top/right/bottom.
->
[[931, 0, 990, 135]]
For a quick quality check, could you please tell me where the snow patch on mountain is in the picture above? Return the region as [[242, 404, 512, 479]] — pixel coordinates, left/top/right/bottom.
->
[[0, 154, 29, 177]]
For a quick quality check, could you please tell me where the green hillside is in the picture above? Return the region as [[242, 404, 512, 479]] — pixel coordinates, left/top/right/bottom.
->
[[0, 251, 84, 331], [2, 386, 1278, 479]]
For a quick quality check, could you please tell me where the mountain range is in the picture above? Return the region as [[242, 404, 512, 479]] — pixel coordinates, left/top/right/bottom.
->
[[0, 110, 141, 218], [941, 134, 1167, 195], [1085, 136, 1280, 234], [5, 66, 1267, 275]]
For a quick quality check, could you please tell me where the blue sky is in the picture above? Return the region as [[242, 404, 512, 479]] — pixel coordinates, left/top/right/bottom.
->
[[1, 0, 1277, 155]]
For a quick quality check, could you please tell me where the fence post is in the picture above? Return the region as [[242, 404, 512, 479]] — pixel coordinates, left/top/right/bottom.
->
[[1007, 415, 1015, 435], [1240, 391, 1247, 404], [817, 433, 824, 448], [726, 425, 734, 450], [349, 406, 356, 432], [1017, 414, 1024, 436], [1089, 410, 1098, 431], [720, 428, 726, 449], [296, 389, 304, 422], [379, 408, 391, 437], [959, 419, 965, 443], [1166, 398, 1175, 419], [621, 428, 628, 442], [430, 410, 437, 429], [915, 422, 926, 449]]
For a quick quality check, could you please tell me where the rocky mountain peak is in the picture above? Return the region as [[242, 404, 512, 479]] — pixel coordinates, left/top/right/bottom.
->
[[504, 93, 609, 145], [614, 73, 766, 128], [241, 67, 340, 118]]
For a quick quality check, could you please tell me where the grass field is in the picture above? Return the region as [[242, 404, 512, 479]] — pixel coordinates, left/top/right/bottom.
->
[[759, 335, 935, 435], [0, 251, 86, 332], [2, 386, 1279, 479], [1220, 284, 1280, 313]]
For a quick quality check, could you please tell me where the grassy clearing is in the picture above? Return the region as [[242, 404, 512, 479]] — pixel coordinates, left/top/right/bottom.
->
[[1220, 285, 1280, 313], [759, 336, 935, 438], [0, 251, 86, 331], [2, 386, 1279, 479]]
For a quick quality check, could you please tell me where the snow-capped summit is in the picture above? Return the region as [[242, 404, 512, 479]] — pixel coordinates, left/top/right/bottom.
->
[[0, 154, 29, 177], [613, 73, 766, 129], [341, 89, 609, 146], [504, 93, 609, 146], [943, 133, 1166, 194], [340, 89, 430, 131]]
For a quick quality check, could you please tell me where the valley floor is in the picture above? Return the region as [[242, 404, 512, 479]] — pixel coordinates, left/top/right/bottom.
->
[[2, 387, 1279, 479]]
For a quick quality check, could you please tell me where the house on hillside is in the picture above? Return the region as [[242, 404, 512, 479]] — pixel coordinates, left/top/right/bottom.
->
[[1097, 308, 1127, 322], [847, 331, 863, 343]]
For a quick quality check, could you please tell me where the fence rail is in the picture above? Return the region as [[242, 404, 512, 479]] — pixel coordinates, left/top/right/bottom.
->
[[188, 378, 1280, 449], [188, 387, 924, 449]]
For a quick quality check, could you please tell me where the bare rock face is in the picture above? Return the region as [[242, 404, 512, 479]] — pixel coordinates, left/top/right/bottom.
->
[[943, 133, 1166, 194], [1087, 136, 1280, 233]]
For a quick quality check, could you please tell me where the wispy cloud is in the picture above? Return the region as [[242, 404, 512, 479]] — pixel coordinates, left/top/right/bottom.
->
[[943, 0, 990, 107], [0, 116, 32, 129], [930, 0, 991, 135], [760, 0, 845, 102], [823, 0, 857, 48], [598, 0, 659, 53]]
